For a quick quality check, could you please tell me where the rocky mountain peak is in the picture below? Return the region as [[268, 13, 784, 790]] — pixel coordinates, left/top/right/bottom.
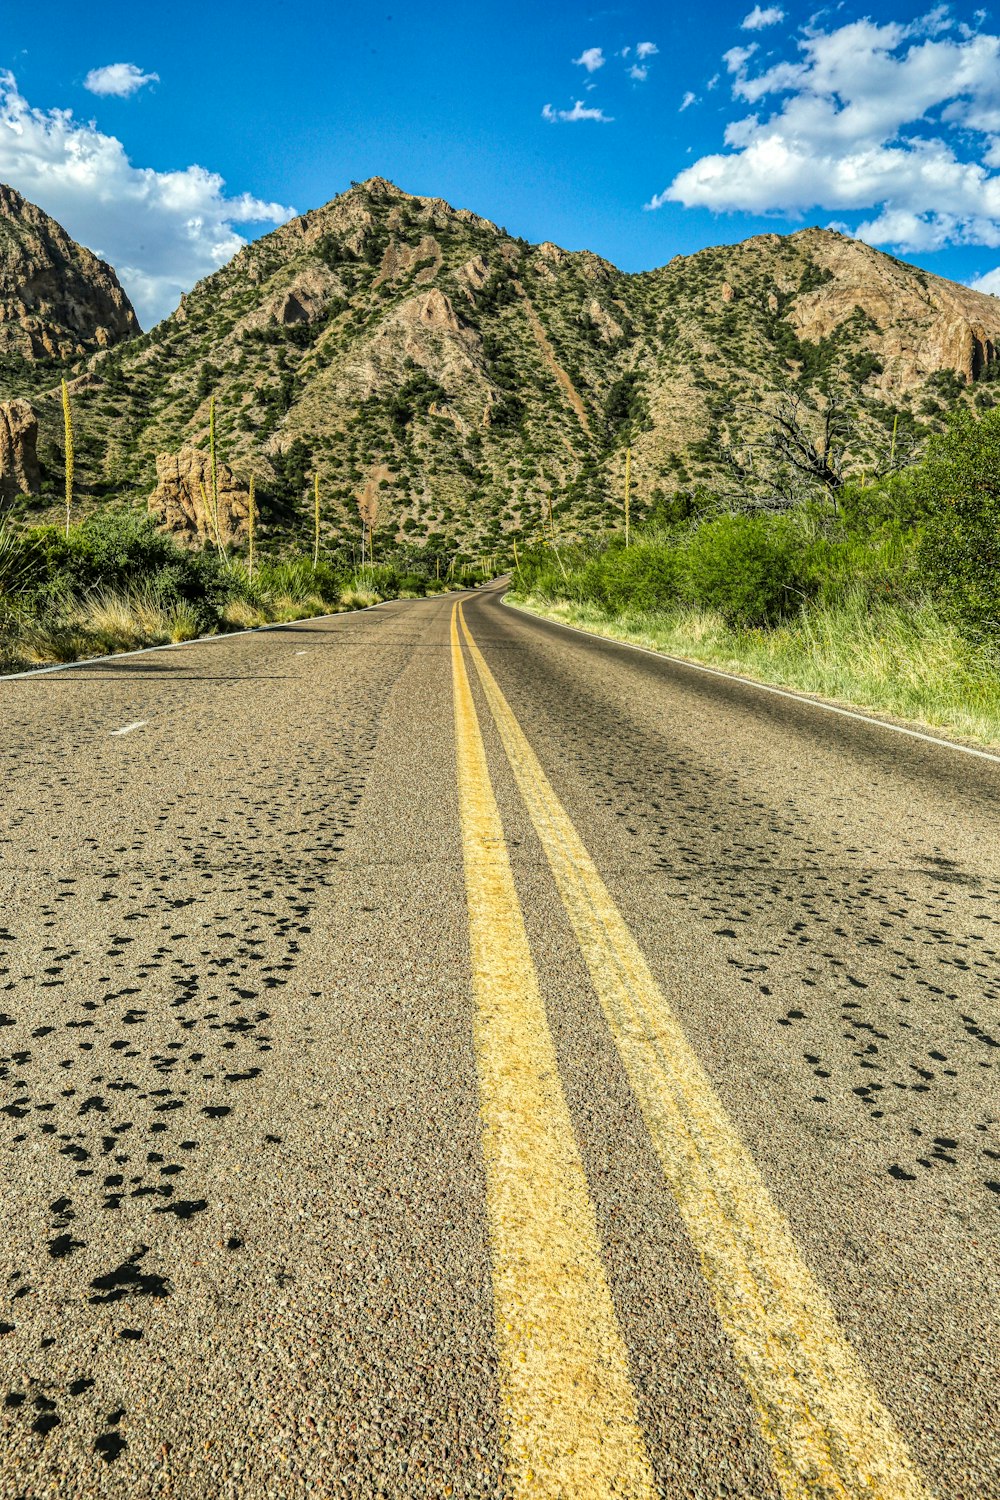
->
[[0, 182, 140, 388]]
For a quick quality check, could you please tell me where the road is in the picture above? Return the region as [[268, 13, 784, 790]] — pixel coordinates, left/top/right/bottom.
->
[[0, 583, 997, 1499]]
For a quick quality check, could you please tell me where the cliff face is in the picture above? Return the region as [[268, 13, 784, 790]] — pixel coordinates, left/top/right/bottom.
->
[[0, 183, 140, 387], [711, 227, 1000, 392], [14, 178, 1000, 544]]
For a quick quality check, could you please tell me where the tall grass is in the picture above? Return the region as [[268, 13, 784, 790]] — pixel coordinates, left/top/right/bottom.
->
[[15, 587, 201, 663]]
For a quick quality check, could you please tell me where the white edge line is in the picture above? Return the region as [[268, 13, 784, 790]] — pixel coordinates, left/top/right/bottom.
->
[[0, 591, 441, 686], [503, 597, 1000, 767]]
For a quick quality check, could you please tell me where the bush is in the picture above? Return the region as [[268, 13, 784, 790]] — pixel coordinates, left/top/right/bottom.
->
[[577, 540, 681, 613], [1, 511, 230, 631], [254, 557, 344, 604], [910, 407, 1000, 642], [681, 513, 815, 627]]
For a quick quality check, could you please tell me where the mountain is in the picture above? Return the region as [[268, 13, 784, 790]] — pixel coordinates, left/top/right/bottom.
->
[[5, 177, 1000, 551], [0, 184, 140, 389], [634, 227, 1000, 502]]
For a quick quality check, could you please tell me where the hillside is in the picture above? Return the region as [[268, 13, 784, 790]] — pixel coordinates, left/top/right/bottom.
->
[[5, 177, 1000, 554]]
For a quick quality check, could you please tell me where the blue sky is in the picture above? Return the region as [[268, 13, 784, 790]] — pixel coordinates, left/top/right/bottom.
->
[[5, 1, 1000, 325]]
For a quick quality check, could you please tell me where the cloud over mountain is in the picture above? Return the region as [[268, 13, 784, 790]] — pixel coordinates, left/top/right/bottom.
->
[[0, 72, 294, 325], [651, 9, 1000, 273]]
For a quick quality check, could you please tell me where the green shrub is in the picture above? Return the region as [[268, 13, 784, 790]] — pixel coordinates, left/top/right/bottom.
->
[[0, 522, 42, 602], [578, 540, 682, 613], [910, 407, 1000, 642], [255, 557, 344, 604], [1, 510, 229, 630], [681, 513, 815, 627]]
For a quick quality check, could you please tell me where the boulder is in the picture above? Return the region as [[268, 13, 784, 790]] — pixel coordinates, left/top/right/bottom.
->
[[149, 448, 250, 546]]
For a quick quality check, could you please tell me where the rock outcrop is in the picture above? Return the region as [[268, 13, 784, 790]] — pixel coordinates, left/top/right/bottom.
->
[[400, 288, 462, 335], [783, 227, 1000, 393], [0, 182, 139, 383], [0, 398, 39, 500], [149, 449, 250, 546]]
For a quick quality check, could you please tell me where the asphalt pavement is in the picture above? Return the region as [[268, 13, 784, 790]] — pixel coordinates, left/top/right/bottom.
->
[[0, 584, 996, 1499]]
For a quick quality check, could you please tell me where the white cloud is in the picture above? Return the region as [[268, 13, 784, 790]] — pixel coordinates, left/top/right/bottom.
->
[[723, 44, 758, 75], [573, 47, 605, 73], [680, 91, 699, 111], [83, 63, 159, 98], [0, 72, 294, 326], [742, 6, 785, 29], [542, 99, 613, 123], [628, 40, 658, 79], [970, 267, 1000, 294], [649, 13, 1000, 257]]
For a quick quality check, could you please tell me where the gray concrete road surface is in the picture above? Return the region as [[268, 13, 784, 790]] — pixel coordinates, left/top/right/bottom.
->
[[0, 584, 996, 1499]]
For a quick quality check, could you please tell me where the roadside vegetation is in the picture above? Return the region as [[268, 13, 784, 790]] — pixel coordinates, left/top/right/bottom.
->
[[0, 509, 482, 674], [508, 405, 1000, 748]]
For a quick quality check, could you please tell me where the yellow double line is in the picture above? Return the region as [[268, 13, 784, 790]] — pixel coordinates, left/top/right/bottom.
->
[[450, 601, 932, 1500]]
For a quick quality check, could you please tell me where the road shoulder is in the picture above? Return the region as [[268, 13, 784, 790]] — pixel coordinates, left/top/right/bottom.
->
[[505, 595, 1000, 762]]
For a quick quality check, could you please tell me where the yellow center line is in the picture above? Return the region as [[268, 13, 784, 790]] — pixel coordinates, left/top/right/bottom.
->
[[458, 601, 933, 1500], [450, 603, 655, 1499]]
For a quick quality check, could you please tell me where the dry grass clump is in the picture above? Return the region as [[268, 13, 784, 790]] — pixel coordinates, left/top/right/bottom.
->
[[272, 594, 328, 622], [339, 584, 381, 609], [8, 588, 202, 664], [16, 620, 97, 665], [221, 597, 269, 629], [78, 589, 202, 646]]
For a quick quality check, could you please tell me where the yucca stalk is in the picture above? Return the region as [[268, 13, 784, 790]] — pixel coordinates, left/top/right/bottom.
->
[[624, 446, 632, 547], [209, 396, 219, 534], [61, 380, 74, 538], [202, 397, 226, 558], [313, 473, 320, 569], [199, 480, 225, 560], [248, 476, 256, 579]]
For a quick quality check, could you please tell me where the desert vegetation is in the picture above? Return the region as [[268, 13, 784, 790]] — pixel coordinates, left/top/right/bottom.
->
[[509, 404, 1000, 747], [5, 176, 1000, 724], [0, 508, 482, 673]]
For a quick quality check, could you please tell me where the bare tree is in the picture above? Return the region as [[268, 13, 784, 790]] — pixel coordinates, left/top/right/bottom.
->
[[699, 379, 924, 513]]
